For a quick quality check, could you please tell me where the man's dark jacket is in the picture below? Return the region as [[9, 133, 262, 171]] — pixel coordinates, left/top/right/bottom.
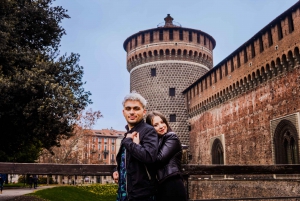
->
[[116, 120, 158, 200]]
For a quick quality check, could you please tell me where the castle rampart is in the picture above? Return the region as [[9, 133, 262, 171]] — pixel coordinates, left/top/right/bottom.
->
[[183, 2, 300, 165]]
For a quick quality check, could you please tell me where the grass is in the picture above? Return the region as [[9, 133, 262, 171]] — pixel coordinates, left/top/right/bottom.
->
[[30, 184, 118, 201]]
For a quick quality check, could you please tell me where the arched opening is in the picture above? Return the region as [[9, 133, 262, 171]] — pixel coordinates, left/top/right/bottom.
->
[[274, 119, 299, 164], [148, 51, 152, 57], [189, 50, 193, 57], [183, 50, 187, 56], [212, 138, 224, 164], [159, 49, 164, 56], [171, 49, 176, 56], [177, 49, 182, 56], [154, 50, 158, 56], [166, 49, 170, 56]]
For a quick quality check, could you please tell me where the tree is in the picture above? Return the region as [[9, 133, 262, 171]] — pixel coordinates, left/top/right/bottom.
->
[[38, 109, 102, 164], [0, 0, 92, 162]]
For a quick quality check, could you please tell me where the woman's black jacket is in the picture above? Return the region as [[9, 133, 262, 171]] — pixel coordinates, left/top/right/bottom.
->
[[156, 132, 182, 183]]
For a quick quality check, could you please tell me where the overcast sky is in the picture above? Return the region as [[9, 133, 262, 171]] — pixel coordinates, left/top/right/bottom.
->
[[52, 0, 297, 131]]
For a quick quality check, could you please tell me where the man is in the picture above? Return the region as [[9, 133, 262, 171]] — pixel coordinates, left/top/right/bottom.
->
[[33, 175, 38, 189], [113, 91, 158, 201]]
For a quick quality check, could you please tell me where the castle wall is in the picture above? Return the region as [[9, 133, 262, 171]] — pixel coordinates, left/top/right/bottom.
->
[[185, 3, 300, 164]]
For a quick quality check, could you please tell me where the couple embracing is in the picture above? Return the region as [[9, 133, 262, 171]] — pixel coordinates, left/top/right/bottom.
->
[[113, 91, 187, 201]]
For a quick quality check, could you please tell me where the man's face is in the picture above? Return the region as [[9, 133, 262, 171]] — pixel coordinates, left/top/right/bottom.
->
[[123, 100, 146, 128]]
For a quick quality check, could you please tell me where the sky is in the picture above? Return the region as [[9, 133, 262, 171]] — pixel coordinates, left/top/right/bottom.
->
[[52, 0, 298, 131]]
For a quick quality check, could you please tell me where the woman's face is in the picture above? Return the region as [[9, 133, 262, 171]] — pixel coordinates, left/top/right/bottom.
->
[[152, 116, 167, 136]]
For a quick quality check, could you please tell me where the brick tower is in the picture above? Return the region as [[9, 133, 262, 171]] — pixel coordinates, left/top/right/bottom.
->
[[123, 14, 216, 144]]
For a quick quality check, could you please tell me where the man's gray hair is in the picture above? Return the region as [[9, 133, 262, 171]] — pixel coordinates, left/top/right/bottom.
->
[[122, 91, 147, 108]]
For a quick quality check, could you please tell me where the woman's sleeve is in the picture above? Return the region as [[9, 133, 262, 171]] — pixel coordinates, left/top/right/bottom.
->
[[156, 134, 181, 164]]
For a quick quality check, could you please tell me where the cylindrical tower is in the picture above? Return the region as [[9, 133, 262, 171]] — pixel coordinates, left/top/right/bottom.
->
[[123, 14, 216, 144]]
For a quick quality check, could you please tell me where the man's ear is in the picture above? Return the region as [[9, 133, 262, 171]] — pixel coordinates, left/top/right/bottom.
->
[[143, 109, 147, 116]]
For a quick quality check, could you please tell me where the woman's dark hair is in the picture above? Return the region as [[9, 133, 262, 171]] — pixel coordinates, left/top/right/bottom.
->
[[146, 111, 172, 132]]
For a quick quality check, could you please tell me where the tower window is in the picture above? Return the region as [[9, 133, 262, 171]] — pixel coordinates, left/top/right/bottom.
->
[[189, 31, 192, 42], [169, 88, 175, 96], [151, 68, 156, 76], [169, 29, 173, 40], [197, 33, 200, 43], [142, 33, 145, 44], [170, 114, 176, 122], [150, 31, 153, 42], [159, 29, 163, 41], [135, 37, 138, 47], [179, 30, 183, 40]]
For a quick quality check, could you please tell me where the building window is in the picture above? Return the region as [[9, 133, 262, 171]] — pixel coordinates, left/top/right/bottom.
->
[[104, 138, 107, 143], [159, 29, 163, 41], [274, 119, 299, 164], [169, 88, 175, 96], [212, 138, 224, 164], [112, 145, 114, 151], [142, 33, 145, 44], [98, 154, 101, 160], [197, 33, 200, 43], [251, 43, 255, 58], [268, 29, 273, 47], [150, 31, 153, 42], [288, 14, 294, 33], [135, 36, 138, 47], [277, 23, 283, 41], [237, 53, 241, 67], [189, 31, 192, 42], [230, 58, 234, 72], [151, 68, 156, 76], [169, 29, 173, 40], [179, 30, 183, 40], [98, 144, 101, 150], [259, 36, 264, 53], [170, 114, 176, 122], [244, 48, 248, 63]]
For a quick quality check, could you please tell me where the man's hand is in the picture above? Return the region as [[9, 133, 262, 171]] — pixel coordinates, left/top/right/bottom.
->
[[127, 131, 139, 144], [113, 171, 119, 184], [133, 132, 140, 144]]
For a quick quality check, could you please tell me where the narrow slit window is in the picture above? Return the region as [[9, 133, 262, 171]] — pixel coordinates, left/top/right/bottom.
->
[[170, 114, 176, 122], [169, 88, 175, 96], [151, 68, 156, 76]]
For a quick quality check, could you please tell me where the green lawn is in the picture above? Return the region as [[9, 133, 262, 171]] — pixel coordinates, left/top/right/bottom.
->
[[30, 184, 118, 201]]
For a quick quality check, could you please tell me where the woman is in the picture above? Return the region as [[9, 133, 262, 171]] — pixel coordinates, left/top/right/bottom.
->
[[146, 111, 187, 201]]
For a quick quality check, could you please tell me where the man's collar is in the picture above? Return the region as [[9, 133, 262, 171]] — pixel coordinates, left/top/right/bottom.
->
[[125, 119, 145, 133]]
